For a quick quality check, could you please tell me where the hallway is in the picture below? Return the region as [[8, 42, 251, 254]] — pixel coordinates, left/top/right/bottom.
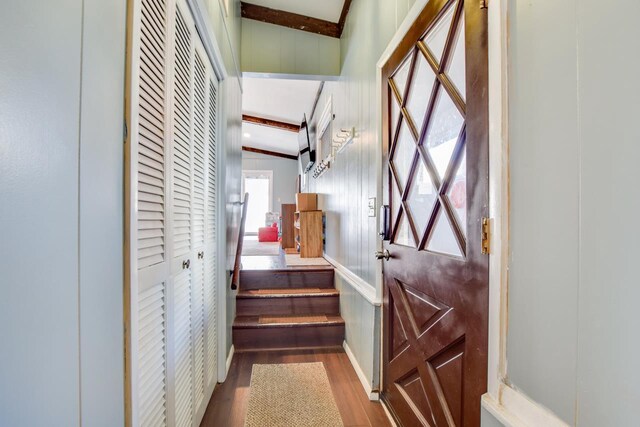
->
[[3, 0, 640, 426], [200, 349, 390, 427]]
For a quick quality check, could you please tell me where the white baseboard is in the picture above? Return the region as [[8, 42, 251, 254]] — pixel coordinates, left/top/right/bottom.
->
[[225, 345, 235, 376], [343, 341, 379, 401], [482, 387, 570, 427]]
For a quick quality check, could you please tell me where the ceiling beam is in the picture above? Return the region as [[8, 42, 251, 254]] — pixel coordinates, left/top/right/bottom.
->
[[241, 2, 342, 38], [242, 114, 300, 133], [242, 146, 298, 160], [308, 81, 325, 122], [337, 0, 353, 36]]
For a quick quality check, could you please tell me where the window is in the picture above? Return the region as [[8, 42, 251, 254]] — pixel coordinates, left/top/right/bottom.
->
[[317, 96, 333, 160], [242, 170, 273, 234]]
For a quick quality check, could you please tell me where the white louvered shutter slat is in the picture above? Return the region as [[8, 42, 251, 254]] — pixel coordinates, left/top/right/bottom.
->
[[191, 49, 207, 412], [172, 5, 193, 427], [136, 0, 168, 426], [137, 281, 167, 427], [204, 76, 218, 389], [137, 0, 167, 272]]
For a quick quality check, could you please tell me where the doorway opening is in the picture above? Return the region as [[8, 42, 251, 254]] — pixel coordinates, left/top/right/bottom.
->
[[242, 170, 273, 235]]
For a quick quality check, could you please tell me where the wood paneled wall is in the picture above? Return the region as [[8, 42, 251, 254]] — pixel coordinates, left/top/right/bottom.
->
[[305, 0, 418, 392]]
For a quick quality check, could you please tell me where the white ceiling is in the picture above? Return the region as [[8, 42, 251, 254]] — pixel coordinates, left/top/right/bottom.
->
[[242, 122, 300, 155], [246, 0, 346, 23], [242, 77, 322, 155], [243, 77, 321, 124]]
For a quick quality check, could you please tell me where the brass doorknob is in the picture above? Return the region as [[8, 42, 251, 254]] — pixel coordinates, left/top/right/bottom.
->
[[374, 250, 390, 261]]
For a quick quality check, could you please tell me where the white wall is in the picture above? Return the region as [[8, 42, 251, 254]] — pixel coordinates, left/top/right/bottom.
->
[[484, 0, 640, 425], [242, 151, 298, 214], [0, 0, 126, 425], [506, 0, 579, 422], [241, 19, 341, 78], [575, 0, 640, 423]]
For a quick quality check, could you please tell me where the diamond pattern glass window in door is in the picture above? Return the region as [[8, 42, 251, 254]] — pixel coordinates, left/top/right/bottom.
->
[[424, 88, 464, 181], [390, 89, 401, 139], [406, 159, 437, 241], [447, 14, 466, 100], [422, 1, 457, 65], [427, 209, 462, 257], [446, 150, 466, 238], [391, 121, 417, 191], [395, 210, 416, 248], [392, 177, 402, 227], [405, 53, 437, 134], [392, 54, 412, 98]]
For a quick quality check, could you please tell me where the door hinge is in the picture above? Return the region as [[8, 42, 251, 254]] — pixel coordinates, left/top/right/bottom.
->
[[481, 217, 491, 255], [480, 0, 488, 9]]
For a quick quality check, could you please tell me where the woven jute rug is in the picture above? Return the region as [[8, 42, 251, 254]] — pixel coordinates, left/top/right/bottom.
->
[[244, 362, 344, 427]]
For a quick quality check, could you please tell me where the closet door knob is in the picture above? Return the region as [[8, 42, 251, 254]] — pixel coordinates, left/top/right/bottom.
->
[[182, 259, 190, 269], [198, 251, 204, 259]]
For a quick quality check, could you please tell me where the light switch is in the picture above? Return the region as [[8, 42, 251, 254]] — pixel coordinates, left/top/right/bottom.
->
[[368, 197, 376, 217]]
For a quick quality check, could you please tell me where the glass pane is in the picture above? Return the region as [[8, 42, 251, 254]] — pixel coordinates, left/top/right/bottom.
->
[[395, 211, 415, 247], [446, 150, 466, 237], [424, 89, 463, 180], [392, 54, 412, 99], [406, 53, 437, 133], [391, 90, 400, 139], [423, 2, 456, 64], [392, 179, 402, 226], [426, 209, 462, 256], [447, 14, 466, 100], [391, 122, 416, 190], [407, 159, 437, 240]]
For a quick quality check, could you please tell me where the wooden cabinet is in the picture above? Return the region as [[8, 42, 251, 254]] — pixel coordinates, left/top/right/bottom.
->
[[295, 210, 323, 258], [280, 204, 296, 251]]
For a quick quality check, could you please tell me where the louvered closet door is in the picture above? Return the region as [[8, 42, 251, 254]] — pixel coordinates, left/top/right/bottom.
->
[[134, 0, 170, 426], [130, 0, 220, 425], [191, 43, 208, 419], [169, 2, 195, 427], [204, 73, 219, 398]]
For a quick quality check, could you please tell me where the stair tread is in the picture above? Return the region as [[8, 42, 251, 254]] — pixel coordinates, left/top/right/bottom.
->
[[237, 288, 339, 298], [234, 314, 345, 328]]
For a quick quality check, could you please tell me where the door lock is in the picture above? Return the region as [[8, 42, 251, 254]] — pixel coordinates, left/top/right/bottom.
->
[[374, 250, 391, 261]]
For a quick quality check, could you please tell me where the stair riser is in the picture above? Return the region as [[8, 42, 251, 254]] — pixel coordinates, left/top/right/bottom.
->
[[236, 295, 340, 316], [240, 270, 334, 290], [233, 324, 345, 351]]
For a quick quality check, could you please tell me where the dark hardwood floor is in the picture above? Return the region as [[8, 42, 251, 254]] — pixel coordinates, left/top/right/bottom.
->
[[200, 349, 392, 427]]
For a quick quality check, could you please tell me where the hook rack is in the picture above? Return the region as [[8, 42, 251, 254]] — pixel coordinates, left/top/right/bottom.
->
[[333, 127, 356, 155]]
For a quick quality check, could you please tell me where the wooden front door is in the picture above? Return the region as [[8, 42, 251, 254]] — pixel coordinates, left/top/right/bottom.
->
[[381, 0, 489, 425]]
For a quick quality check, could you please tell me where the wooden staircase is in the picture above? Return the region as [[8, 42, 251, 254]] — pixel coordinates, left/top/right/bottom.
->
[[233, 267, 345, 351]]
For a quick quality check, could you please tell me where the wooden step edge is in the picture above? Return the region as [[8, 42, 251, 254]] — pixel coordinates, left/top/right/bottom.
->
[[233, 315, 345, 329], [236, 289, 339, 299], [240, 267, 335, 273], [234, 345, 344, 353]]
